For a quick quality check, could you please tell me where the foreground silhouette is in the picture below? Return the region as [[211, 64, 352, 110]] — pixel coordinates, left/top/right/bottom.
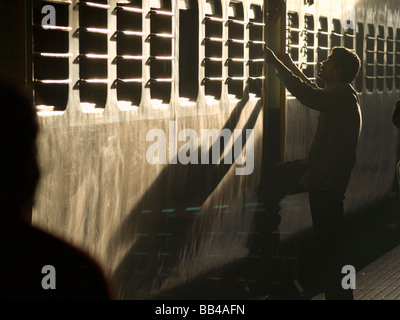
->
[[0, 82, 112, 299]]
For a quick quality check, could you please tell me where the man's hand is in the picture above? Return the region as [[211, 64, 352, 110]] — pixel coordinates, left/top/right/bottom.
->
[[277, 51, 315, 86]]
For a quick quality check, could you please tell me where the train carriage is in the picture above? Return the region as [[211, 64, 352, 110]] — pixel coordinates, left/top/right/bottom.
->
[[0, 0, 399, 299]]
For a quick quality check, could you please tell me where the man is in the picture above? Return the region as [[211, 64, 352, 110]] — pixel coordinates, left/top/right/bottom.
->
[[0, 82, 113, 299], [259, 47, 362, 300]]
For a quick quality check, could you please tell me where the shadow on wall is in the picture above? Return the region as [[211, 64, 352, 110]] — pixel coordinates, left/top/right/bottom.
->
[[108, 87, 264, 299]]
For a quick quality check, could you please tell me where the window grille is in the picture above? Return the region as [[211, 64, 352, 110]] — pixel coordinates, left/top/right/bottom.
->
[[395, 28, 400, 90], [203, 0, 223, 101], [386, 27, 394, 91], [355, 23, 364, 92], [344, 27, 355, 49], [331, 19, 342, 48], [149, 0, 174, 104], [116, 0, 143, 109], [248, 4, 264, 98], [302, 14, 316, 80], [179, 0, 198, 104], [31, 0, 263, 113], [78, 0, 110, 111], [317, 17, 329, 87], [366, 24, 375, 92], [33, 0, 71, 113], [227, 1, 245, 100], [377, 25, 385, 91], [287, 12, 300, 65]]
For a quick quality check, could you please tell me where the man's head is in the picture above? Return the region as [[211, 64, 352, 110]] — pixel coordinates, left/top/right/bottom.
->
[[0, 82, 39, 216], [319, 46, 361, 85]]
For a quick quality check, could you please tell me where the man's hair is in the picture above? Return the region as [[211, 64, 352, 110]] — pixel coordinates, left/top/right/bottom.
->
[[331, 46, 362, 83]]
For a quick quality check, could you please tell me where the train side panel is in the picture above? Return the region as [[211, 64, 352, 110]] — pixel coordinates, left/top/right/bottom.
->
[[31, 0, 265, 299]]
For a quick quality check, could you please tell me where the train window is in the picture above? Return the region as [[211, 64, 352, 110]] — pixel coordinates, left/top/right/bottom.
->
[[78, 0, 109, 111], [116, 0, 143, 110], [179, 0, 199, 104], [377, 26, 385, 91], [32, 0, 70, 113], [355, 23, 364, 92], [395, 28, 400, 90], [303, 15, 315, 80], [331, 19, 342, 48], [227, 2, 245, 100], [248, 5, 264, 98], [386, 27, 394, 91], [317, 17, 329, 87], [149, 0, 174, 105], [203, 0, 223, 101], [365, 24, 375, 92], [287, 12, 300, 64], [344, 27, 355, 49], [317, 17, 329, 58]]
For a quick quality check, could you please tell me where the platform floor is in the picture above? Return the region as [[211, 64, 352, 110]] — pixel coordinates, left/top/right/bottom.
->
[[311, 196, 400, 300], [153, 196, 400, 300], [312, 244, 400, 300]]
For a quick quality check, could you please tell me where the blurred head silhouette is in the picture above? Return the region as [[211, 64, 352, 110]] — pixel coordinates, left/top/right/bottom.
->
[[0, 82, 39, 223], [0, 82, 113, 299]]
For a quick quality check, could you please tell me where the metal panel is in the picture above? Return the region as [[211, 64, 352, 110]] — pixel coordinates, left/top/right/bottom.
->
[[30, 0, 265, 299]]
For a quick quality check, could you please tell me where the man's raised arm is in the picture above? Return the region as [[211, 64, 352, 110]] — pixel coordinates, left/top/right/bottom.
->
[[264, 46, 339, 112], [277, 52, 317, 87]]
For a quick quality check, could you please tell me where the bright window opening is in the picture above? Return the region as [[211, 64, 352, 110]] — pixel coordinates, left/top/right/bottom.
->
[[116, 0, 143, 109], [33, 0, 70, 112], [78, 0, 110, 110], [331, 19, 342, 48], [149, 0, 173, 105], [386, 27, 394, 91], [227, 2, 245, 100], [366, 24, 375, 92], [287, 12, 300, 64], [303, 15, 315, 80], [203, 0, 223, 101], [317, 17, 329, 87], [377, 26, 385, 91], [248, 5, 264, 98], [344, 26, 355, 49], [179, 0, 199, 103]]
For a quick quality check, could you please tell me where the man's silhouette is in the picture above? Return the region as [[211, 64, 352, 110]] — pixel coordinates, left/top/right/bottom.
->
[[0, 82, 112, 299], [257, 47, 362, 300]]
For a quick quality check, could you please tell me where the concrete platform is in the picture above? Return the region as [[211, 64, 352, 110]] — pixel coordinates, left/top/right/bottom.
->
[[311, 197, 400, 300]]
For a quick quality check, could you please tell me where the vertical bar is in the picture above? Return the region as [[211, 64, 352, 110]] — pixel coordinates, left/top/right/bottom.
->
[[68, 0, 81, 117], [107, 0, 117, 113]]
